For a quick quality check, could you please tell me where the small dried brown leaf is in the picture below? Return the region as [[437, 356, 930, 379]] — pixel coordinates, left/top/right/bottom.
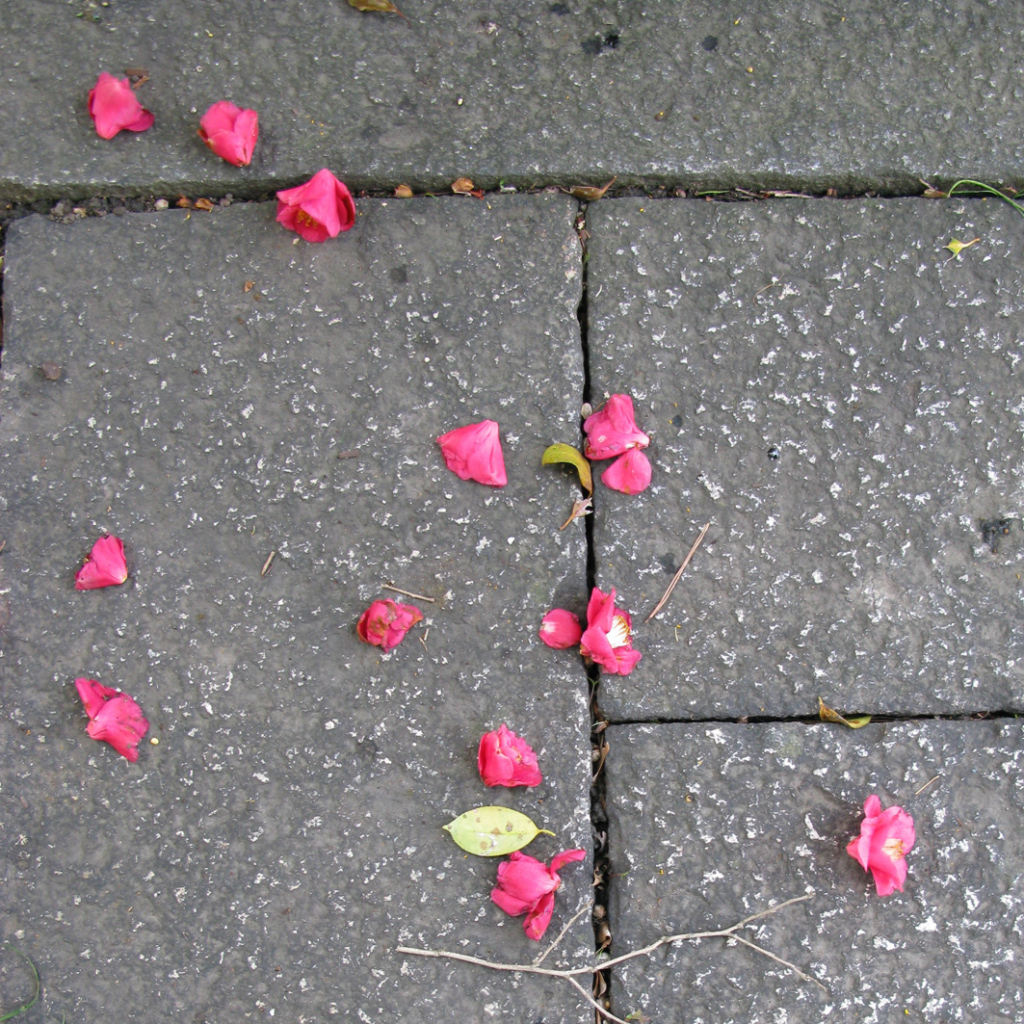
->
[[347, 0, 404, 15], [175, 197, 192, 209], [193, 198, 215, 212], [569, 176, 616, 201], [818, 696, 871, 729], [40, 362, 62, 381], [559, 496, 592, 530], [243, 281, 255, 292], [451, 177, 475, 195], [394, 184, 414, 198]]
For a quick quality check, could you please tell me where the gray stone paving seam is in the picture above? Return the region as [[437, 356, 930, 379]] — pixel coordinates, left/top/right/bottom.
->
[[0, 196, 595, 1022]]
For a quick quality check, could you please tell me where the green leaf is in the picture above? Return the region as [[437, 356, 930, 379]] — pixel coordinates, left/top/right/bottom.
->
[[818, 697, 871, 729], [944, 237, 979, 257], [542, 443, 593, 495], [443, 806, 554, 857], [0, 945, 40, 1021]]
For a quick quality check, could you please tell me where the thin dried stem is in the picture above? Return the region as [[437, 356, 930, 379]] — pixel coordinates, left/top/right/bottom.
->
[[382, 583, 436, 602], [645, 522, 710, 622], [397, 892, 821, 1021], [534, 902, 593, 966]]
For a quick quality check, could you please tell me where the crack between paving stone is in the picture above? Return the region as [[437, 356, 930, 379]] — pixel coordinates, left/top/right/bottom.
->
[[576, 198, 615, 1022], [604, 710, 1023, 727]]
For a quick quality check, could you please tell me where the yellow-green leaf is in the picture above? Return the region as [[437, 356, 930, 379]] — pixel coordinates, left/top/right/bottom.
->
[[542, 443, 593, 495], [347, 0, 404, 15], [818, 697, 871, 729], [944, 237, 979, 257], [443, 806, 554, 857]]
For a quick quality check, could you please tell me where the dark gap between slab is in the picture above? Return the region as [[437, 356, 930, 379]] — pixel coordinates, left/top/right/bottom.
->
[[605, 710, 1021, 727], [577, 198, 615, 1020]]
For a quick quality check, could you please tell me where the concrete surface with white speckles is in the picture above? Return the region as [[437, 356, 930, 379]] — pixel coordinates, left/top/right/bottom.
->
[[606, 720, 1024, 1023], [3, 1, 1024, 199], [0, 197, 594, 1021], [586, 198, 1024, 720]]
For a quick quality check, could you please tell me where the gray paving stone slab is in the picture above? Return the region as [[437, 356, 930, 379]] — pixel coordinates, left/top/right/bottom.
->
[[0, 196, 594, 1021], [605, 719, 1024, 1024], [3, 0, 1024, 200], [586, 197, 1024, 720]]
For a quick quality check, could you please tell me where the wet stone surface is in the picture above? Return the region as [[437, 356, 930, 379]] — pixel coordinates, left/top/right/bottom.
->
[[586, 197, 1024, 720], [0, 197, 594, 1021], [605, 719, 1024, 1024], [3, 1, 1024, 199]]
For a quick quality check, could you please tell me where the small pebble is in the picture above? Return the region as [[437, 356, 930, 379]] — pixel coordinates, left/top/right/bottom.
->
[[150, 737, 159, 745], [154, 198, 169, 211]]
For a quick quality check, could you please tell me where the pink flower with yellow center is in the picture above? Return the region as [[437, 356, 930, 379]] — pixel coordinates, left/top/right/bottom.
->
[[846, 794, 916, 896]]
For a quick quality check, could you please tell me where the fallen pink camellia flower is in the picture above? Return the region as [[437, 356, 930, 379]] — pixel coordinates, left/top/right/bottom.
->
[[199, 101, 258, 166], [357, 599, 423, 652], [436, 419, 507, 487], [276, 168, 356, 242], [583, 394, 650, 461], [75, 677, 149, 762], [847, 794, 916, 896], [539, 608, 583, 649], [491, 848, 586, 941], [88, 72, 154, 139], [601, 448, 652, 495], [580, 586, 641, 675], [74, 535, 128, 590], [478, 724, 543, 788]]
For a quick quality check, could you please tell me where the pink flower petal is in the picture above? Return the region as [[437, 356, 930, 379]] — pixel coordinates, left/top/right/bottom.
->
[[76, 677, 149, 762], [199, 101, 258, 166], [88, 72, 153, 139], [436, 420, 507, 487], [601, 448, 652, 495], [75, 535, 128, 590], [356, 599, 423, 652], [539, 609, 583, 649], [276, 169, 356, 242], [583, 394, 650, 461], [580, 586, 641, 675], [491, 849, 585, 941], [478, 724, 543, 787]]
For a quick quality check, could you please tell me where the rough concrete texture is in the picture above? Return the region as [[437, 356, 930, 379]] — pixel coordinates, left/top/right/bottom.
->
[[606, 719, 1024, 1024], [0, 197, 595, 1021], [3, 1, 1024, 200], [586, 197, 1024, 720]]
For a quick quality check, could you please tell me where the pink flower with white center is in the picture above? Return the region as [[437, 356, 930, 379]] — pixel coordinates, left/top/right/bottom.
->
[[74, 535, 128, 590], [583, 394, 650, 461], [601, 448, 652, 495], [579, 586, 641, 675], [539, 609, 582, 649], [846, 795, 916, 896], [75, 677, 149, 762], [491, 848, 586, 940], [357, 599, 423, 652], [88, 72, 154, 139], [477, 724, 542, 787], [436, 419, 507, 487]]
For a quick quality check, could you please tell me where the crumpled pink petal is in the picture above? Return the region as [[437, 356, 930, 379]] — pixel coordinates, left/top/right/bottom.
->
[[539, 608, 583, 649], [478, 724, 543, 787], [583, 394, 650, 461], [579, 586, 641, 675], [846, 794, 916, 896], [601, 449, 652, 495], [357, 599, 423, 652], [88, 72, 154, 139], [199, 101, 258, 166], [75, 677, 149, 762], [74, 535, 128, 590], [491, 848, 585, 940], [276, 168, 356, 242], [436, 419, 507, 487]]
